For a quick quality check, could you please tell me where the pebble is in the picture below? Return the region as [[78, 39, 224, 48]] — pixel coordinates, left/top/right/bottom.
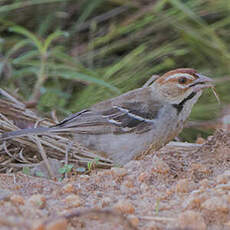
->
[[224, 220, 230, 226], [27, 194, 46, 209], [196, 137, 206, 144], [123, 177, 134, 188], [201, 197, 229, 213], [101, 197, 112, 208], [64, 194, 82, 208], [113, 199, 135, 214], [190, 163, 209, 174], [46, 218, 67, 230], [216, 170, 230, 184], [138, 172, 149, 183], [62, 183, 75, 194], [124, 160, 140, 171], [32, 221, 45, 230], [177, 210, 206, 230], [79, 175, 90, 181], [151, 156, 170, 174], [10, 194, 25, 206], [215, 183, 230, 191], [111, 167, 128, 178], [199, 179, 210, 188], [183, 193, 206, 209], [32, 218, 68, 230], [214, 188, 226, 196], [144, 221, 162, 230], [127, 215, 139, 227], [175, 179, 190, 193], [140, 183, 150, 193]]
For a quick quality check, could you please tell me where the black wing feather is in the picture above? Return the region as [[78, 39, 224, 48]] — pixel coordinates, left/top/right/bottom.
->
[[53, 99, 163, 135]]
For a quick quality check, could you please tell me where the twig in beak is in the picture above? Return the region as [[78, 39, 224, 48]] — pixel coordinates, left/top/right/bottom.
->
[[211, 86, 221, 104]]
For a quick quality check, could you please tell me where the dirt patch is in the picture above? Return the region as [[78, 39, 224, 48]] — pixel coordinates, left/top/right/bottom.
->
[[0, 130, 230, 230]]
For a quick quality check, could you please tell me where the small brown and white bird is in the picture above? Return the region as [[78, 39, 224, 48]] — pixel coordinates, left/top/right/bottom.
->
[[1, 68, 214, 165]]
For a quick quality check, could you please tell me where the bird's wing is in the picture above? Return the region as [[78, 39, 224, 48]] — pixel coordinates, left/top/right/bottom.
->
[[53, 87, 164, 135]]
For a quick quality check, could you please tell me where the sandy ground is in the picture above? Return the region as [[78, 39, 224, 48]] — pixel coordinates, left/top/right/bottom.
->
[[0, 130, 230, 230]]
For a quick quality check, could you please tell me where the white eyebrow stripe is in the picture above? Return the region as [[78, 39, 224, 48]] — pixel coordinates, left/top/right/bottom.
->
[[113, 106, 155, 123], [164, 73, 195, 81], [176, 84, 188, 89], [108, 119, 122, 125]]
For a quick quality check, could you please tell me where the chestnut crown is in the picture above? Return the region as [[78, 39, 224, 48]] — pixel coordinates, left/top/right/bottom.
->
[[151, 68, 213, 104]]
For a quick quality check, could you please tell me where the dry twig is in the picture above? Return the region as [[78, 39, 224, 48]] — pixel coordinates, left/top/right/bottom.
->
[[0, 88, 112, 173]]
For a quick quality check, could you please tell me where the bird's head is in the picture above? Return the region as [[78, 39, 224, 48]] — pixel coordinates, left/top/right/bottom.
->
[[152, 68, 214, 104]]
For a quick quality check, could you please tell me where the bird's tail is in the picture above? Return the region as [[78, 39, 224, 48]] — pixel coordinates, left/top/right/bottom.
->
[[0, 126, 55, 140]]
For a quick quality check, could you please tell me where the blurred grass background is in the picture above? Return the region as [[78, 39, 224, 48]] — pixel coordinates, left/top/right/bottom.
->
[[0, 0, 230, 141]]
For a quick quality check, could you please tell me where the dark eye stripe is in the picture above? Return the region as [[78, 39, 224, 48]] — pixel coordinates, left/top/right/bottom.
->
[[189, 82, 205, 87]]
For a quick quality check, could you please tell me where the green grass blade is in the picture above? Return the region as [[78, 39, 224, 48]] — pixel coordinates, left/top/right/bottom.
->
[[50, 70, 119, 93], [9, 26, 43, 53], [43, 30, 69, 53]]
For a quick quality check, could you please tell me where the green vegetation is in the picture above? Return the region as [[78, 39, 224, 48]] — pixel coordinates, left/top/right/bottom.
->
[[0, 0, 229, 140], [87, 157, 100, 172], [58, 164, 73, 174]]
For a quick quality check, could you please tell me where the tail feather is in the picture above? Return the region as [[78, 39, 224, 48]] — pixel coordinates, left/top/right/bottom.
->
[[1, 127, 53, 140]]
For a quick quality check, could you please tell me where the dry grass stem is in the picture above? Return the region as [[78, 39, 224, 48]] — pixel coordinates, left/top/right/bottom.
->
[[138, 216, 175, 222], [0, 89, 112, 173], [211, 86, 221, 104], [31, 135, 54, 178]]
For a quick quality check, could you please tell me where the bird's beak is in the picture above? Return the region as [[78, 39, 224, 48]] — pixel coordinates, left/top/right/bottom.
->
[[191, 73, 214, 93]]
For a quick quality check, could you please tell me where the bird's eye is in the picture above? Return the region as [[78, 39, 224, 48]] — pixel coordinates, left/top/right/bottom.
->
[[178, 77, 187, 84]]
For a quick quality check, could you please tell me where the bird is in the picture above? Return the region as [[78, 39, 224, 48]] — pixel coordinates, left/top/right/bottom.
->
[[1, 68, 214, 165]]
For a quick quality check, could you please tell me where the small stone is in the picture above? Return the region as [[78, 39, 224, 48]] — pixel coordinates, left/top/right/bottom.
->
[[177, 210, 206, 230], [226, 192, 230, 203], [140, 183, 149, 192], [183, 193, 206, 209], [123, 178, 134, 188], [101, 197, 112, 208], [46, 218, 67, 230], [31, 221, 45, 230], [190, 163, 210, 175], [175, 179, 190, 193], [27, 194, 46, 209], [124, 160, 141, 171], [76, 167, 86, 173], [224, 220, 230, 226], [144, 221, 162, 230], [201, 197, 229, 213], [31, 158, 62, 179], [127, 215, 139, 227], [100, 169, 112, 176], [199, 179, 210, 188], [62, 183, 75, 194], [114, 200, 135, 214], [196, 137, 206, 144], [79, 175, 90, 181], [111, 167, 127, 178], [10, 194, 24, 206], [216, 170, 230, 184], [138, 172, 149, 183], [94, 191, 103, 198], [64, 194, 81, 208], [216, 183, 230, 191], [0, 189, 11, 201], [151, 156, 170, 174], [165, 188, 173, 197]]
